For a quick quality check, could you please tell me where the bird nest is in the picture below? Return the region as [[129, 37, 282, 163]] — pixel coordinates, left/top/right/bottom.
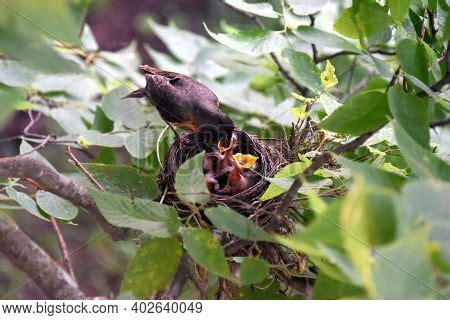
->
[[156, 128, 312, 297], [157, 128, 287, 216]]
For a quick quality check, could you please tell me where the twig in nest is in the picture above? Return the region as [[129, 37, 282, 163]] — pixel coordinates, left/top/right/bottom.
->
[[65, 145, 104, 192], [50, 217, 77, 281]]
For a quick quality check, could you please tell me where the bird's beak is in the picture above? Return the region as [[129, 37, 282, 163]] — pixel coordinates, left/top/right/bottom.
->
[[121, 88, 146, 99]]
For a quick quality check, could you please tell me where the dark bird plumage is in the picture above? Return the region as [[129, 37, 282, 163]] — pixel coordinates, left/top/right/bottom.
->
[[123, 65, 235, 149]]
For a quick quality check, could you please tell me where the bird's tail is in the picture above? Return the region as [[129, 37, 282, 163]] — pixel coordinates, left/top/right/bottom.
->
[[121, 88, 146, 99]]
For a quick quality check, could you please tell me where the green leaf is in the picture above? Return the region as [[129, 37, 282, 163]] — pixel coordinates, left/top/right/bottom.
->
[[394, 122, 450, 181], [239, 257, 269, 285], [2, 0, 81, 43], [121, 237, 182, 299], [0, 29, 82, 74], [388, 87, 429, 148], [0, 86, 24, 126], [373, 228, 438, 299], [293, 26, 361, 54], [333, 3, 392, 39], [205, 206, 273, 242], [19, 140, 54, 169], [260, 161, 311, 201], [313, 273, 364, 299], [277, 201, 355, 283], [124, 128, 159, 159], [5, 186, 49, 221], [319, 91, 390, 135], [338, 157, 405, 190], [287, 0, 327, 16], [333, 8, 360, 39], [92, 106, 114, 133], [0, 60, 36, 87], [81, 164, 159, 200], [182, 228, 232, 279], [36, 191, 78, 220], [321, 60, 339, 90], [397, 39, 439, 86], [401, 180, 450, 265], [89, 189, 180, 237], [175, 152, 210, 205], [224, 0, 278, 18], [204, 24, 288, 56], [339, 182, 376, 297], [290, 105, 308, 120], [146, 18, 209, 63], [282, 48, 322, 93], [389, 0, 414, 23], [102, 86, 147, 129], [78, 130, 124, 148]]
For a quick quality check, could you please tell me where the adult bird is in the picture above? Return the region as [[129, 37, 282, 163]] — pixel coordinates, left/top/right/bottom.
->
[[123, 65, 235, 150]]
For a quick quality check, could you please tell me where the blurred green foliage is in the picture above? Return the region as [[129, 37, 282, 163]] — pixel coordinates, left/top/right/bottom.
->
[[1, 0, 450, 300]]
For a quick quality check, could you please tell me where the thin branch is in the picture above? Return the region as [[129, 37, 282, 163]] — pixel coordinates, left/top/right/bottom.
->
[[223, 1, 307, 95], [18, 134, 54, 158], [309, 15, 318, 63], [65, 145, 104, 192], [0, 157, 127, 240], [430, 116, 450, 128], [418, 40, 450, 97], [316, 50, 357, 63], [270, 129, 377, 227], [50, 217, 76, 281], [164, 254, 191, 299], [0, 212, 85, 299]]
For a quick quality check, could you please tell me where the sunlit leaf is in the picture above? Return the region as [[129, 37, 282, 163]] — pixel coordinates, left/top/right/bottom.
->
[[224, 0, 278, 18], [293, 26, 361, 54], [205, 24, 288, 56], [394, 123, 450, 181], [287, 0, 327, 16], [319, 91, 390, 136], [321, 60, 338, 90]]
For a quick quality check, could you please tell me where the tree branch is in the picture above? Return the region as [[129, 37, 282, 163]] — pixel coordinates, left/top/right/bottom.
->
[[50, 216, 76, 281], [430, 116, 450, 128], [418, 40, 450, 97], [163, 254, 191, 299], [0, 212, 85, 299], [223, 1, 307, 95], [0, 157, 128, 241], [270, 129, 377, 226]]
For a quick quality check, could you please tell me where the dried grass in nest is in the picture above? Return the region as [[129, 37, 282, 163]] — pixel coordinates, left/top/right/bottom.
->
[[157, 127, 315, 297]]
